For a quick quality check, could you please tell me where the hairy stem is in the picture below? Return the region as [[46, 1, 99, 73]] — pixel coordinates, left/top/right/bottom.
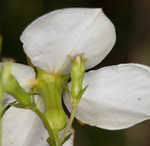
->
[[60, 105, 76, 144]]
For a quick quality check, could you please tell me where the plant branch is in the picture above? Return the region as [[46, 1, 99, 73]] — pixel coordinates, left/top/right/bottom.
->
[[31, 105, 60, 146], [60, 104, 77, 144]]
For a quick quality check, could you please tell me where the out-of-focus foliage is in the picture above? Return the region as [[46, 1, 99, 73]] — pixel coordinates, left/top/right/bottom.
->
[[0, 36, 2, 55], [0, 36, 3, 146]]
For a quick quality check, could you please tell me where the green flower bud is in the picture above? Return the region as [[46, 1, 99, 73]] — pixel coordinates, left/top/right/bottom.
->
[[1, 62, 31, 106], [70, 55, 87, 106], [34, 69, 68, 131], [44, 109, 67, 132]]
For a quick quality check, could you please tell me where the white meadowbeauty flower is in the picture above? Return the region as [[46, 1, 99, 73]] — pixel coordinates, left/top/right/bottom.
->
[[0, 63, 73, 146]]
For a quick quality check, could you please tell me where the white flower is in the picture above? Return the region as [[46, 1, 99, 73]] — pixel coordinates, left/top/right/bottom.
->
[[0, 63, 73, 146], [20, 8, 116, 73], [64, 63, 150, 130], [20, 8, 150, 130], [2, 7, 150, 146]]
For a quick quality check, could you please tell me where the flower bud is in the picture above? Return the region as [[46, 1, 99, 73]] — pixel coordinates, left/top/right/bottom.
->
[[1, 62, 31, 106], [70, 55, 87, 106], [34, 69, 68, 131]]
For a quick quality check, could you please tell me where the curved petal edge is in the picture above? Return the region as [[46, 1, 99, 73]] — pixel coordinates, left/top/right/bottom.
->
[[64, 63, 150, 130]]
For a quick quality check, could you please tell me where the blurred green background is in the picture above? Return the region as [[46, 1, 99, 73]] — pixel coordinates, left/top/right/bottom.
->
[[1, 0, 150, 146]]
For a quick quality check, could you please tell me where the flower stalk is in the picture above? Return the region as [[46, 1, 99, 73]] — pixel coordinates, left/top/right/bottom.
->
[[60, 55, 87, 143], [60, 105, 76, 144], [30, 104, 61, 146], [33, 69, 70, 145]]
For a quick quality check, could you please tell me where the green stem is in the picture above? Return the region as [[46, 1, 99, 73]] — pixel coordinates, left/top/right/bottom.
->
[[31, 105, 60, 146], [60, 105, 76, 144]]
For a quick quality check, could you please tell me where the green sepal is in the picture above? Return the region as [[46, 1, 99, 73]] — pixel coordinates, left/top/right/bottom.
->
[[13, 103, 27, 109], [33, 68, 69, 131], [46, 129, 60, 146], [70, 55, 87, 105], [77, 85, 88, 103], [28, 88, 39, 96], [64, 85, 72, 102], [47, 137, 57, 146], [1, 62, 31, 106]]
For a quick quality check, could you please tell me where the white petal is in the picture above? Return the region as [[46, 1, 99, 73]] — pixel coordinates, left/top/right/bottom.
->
[[2, 107, 49, 146], [0, 63, 35, 88], [20, 8, 116, 73], [2, 107, 74, 146], [0, 63, 35, 105], [64, 63, 150, 130]]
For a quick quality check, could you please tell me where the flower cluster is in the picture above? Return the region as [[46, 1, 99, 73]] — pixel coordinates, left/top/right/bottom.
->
[[1, 8, 150, 146]]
